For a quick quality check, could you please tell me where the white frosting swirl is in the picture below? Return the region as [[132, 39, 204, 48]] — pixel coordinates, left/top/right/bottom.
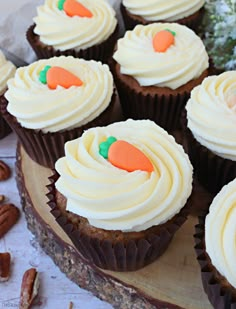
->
[[5, 56, 113, 133], [122, 0, 205, 21], [55, 119, 193, 232], [0, 50, 16, 95], [186, 71, 236, 161], [113, 23, 209, 89], [205, 178, 236, 289], [33, 0, 117, 51]]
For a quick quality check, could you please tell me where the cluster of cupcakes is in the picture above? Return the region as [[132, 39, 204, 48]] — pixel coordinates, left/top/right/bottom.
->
[[0, 0, 235, 308]]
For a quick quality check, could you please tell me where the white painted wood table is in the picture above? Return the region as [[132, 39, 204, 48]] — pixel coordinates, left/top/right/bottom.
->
[[0, 133, 113, 308]]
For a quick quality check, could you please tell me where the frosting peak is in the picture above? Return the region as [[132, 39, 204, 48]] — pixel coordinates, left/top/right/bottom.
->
[[33, 0, 117, 51], [113, 23, 209, 89], [205, 178, 236, 289], [0, 50, 16, 95], [122, 0, 205, 21], [186, 71, 236, 161], [55, 119, 193, 232], [6, 56, 114, 133]]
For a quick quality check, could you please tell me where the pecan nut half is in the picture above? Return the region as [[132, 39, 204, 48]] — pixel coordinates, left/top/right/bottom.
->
[[0, 195, 5, 204], [0, 252, 11, 282], [0, 161, 11, 181], [20, 268, 40, 309], [0, 204, 20, 238]]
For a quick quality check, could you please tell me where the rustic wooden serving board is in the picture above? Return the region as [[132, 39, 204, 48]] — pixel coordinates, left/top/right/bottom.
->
[[16, 144, 213, 309]]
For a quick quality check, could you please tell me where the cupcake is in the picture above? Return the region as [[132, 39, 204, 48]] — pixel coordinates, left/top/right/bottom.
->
[[185, 71, 236, 194], [195, 178, 236, 308], [48, 119, 193, 271], [0, 50, 16, 139], [27, 0, 118, 62], [120, 0, 205, 31], [112, 23, 209, 132], [1, 55, 118, 168]]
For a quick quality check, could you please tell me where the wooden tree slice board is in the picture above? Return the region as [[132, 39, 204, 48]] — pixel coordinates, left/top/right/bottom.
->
[[16, 144, 213, 309]]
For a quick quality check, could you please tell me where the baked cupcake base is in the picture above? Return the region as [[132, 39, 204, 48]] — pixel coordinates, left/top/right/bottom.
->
[[111, 60, 208, 132], [0, 92, 118, 168], [47, 173, 190, 272], [183, 116, 236, 195], [120, 3, 204, 32], [194, 216, 236, 309], [26, 24, 119, 63]]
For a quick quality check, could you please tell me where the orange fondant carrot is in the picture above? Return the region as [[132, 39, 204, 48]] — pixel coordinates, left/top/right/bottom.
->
[[47, 66, 83, 90], [227, 94, 236, 108], [108, 140, 154, 173], [64, 0, 93, 18], [153, 30, 175, 53]]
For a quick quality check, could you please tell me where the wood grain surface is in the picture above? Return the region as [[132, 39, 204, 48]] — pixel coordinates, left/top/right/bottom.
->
[[0, 134, 112, 309], [16, 143, 213, 309]]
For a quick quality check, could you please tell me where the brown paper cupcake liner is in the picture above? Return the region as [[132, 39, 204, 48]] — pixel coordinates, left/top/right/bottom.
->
[[0, 94, 12, 139], [26, 24, 119, 63], [194, 216, 236, 309], [120, 3, 204, 32], [0, 114, 11, 139], [182, 112, 236, 195], [47, 172, 190, 272], [0, 92, 117, 168], [111, 61, 194, 133]]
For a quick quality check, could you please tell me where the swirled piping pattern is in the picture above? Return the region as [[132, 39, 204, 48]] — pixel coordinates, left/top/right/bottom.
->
[[0, 50, 16, 95], [186, 71, 236, 160], [5, 56, 113, 133], [122, 0, 205, 21], [55, 119, 193, 232], [33, 0, 117, 51], [205, 178, 236, 288], [113, 23, 209, 89]]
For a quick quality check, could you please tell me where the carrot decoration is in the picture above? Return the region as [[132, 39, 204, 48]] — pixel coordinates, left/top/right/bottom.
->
[[58, 0, 66, 10], [39, 65, 51, 85], [99, 136, 117, 159], [99, 136, 154, 173], [153, 29, 176, 53], [227, 94, 236, 109], [39, 66, 83, 89], [58, 0, 93, 18]]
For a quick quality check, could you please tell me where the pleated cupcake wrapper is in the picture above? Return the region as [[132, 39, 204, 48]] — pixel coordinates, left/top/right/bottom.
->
[[194, 216, 236, 309], [26, 24, 119, 63], [111, 62, 190, 133], [0, 93, 12, 139], [182, 112, 236, 195], [0, 114, 11, 139], [120, 3, 204, 32], [47, 172, 189, 272], [0, 92, 117, 168]]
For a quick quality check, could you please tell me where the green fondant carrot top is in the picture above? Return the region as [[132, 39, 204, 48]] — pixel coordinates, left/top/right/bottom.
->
[[39, 65, 83, 89], [99, 136, 154, 172]]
